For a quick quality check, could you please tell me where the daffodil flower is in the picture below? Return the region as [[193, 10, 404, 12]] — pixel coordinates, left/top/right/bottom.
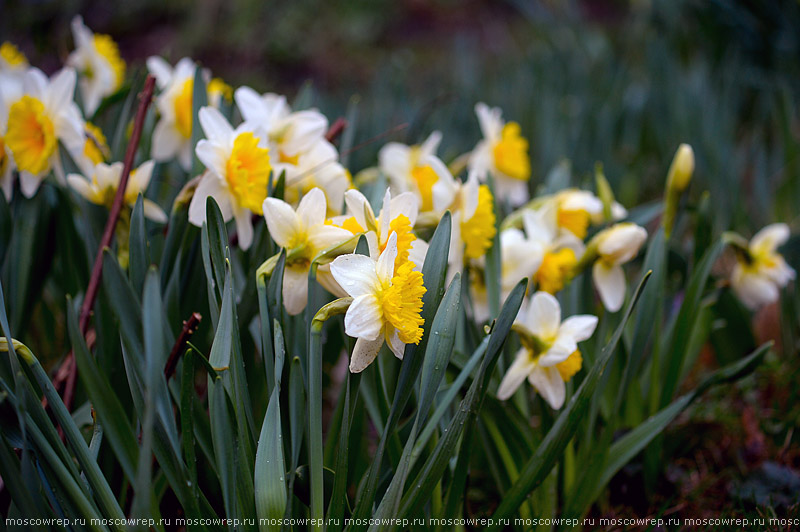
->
[[3, 67, 84, 197], [188, 106, 271, 250], [262, 187, 354, 315], [342, 188, 419, 266], [147, 56, 200, 170], [235, 86, 328, 163], [589, 222, 647, 312], [330, 232, 426, 373], [282, 139, 351, 216], [468, 102, 531, 206], [67, 160, 167, 223], [522, 202, 585, 294], [379, 131, 452, 213], [730, 223, 796, 310], [68, 16, 125, 115], [0, 42, 28, 74], [549, 189, 626, 240], [497, 292, 597, 409]]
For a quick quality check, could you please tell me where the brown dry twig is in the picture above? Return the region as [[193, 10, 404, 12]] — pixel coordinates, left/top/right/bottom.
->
[[55, 75, 157, 412]]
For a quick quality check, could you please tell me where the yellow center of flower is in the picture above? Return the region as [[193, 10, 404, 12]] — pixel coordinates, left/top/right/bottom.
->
[[6, 96, 56, 176], [461, 184, 496, 260], [557, 207, 590, 239], [380, 260, 426, 344], [225, 132, 271, 214], [338, 216, 365, 234], [492, 122, 530, 181], [535, 248, 577, 294], [174, 79, 194, 139], [0, 42, 27, 67], [208, 77, 233, 105], [93, 34, 125, 90], [279, 150, 300, 166], [411, 164, 438, 212], [83, 122, 109, 165], [380, 214, 417, 269], [556, 350, 582, 382]]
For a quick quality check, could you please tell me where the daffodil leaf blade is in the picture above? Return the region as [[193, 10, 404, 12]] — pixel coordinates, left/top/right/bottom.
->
[[128, 194, 148, 297], [254, 386, 287, 532]]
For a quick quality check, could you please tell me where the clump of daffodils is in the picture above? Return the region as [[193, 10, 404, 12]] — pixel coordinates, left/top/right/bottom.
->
[[0, 20, 794, 385]]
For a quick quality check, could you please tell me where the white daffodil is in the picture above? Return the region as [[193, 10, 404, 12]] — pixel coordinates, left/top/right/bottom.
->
[[548, 188, 626, 240], [497, 292, 598, 409], [188, 106, 271, 250], [263, 187, 353, 315], [341, 188, 419, 265], [589, 222, 648, 312], [147, 56, 200, 171], [3, 67, 83, 197], [0, 42, 28, 75], [330, 232, 426, 373], [468, 102, 531, 206], [67, 160, 166, 223], [235, 86, 328, 162], [67, 16, 125, 115], [282, 139, 350, 216], [379, 131, 453, 213], [730, 223, 796, 310], [470, 226, 544, 323], [431, 171, 497, 277], [522, 202, 585, 294]]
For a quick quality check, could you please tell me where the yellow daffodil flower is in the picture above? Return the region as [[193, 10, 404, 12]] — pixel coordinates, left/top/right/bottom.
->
[[330, 231, 426, 372]]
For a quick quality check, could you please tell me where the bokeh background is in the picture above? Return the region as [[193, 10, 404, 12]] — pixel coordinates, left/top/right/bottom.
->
[[3, 0, 799, 521]]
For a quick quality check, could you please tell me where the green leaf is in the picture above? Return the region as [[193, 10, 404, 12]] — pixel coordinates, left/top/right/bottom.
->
[[191, 66, 208, 177], [129, 195, 148, 296], [487, 271, 651, 527], [255, 386, 287, 532]]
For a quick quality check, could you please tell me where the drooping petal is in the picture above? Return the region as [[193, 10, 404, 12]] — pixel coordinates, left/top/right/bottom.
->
[[592, 261, 626, 312], [141, 199, 168, 224], [344, 294, 382, 341], [558, 315, 598, 343], [151, 119, 183, 162], [282, 264, 309, 316], [18, 172, 41, 198], [528, 366, 566, 409], [349, 337, 383, 373], [233, 207, 254, 250], [385, 328, 405, 360], [496, 349, 534, 400], [307, 224, 352, 254]]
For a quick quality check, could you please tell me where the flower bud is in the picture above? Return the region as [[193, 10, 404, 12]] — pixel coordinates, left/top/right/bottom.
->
[[666, 143, 694, 194]]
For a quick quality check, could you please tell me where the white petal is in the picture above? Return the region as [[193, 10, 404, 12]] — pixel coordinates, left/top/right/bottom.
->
[[385, 328, 405, 360], [349, 337, 383, 373], [475, 102, 502, 141], [263, 197, 300, 248], [344, 294, 382, 341], [597, 224, 647, 265], [731, 266, 779, 310], [496, 349, 534, 400], [282, 264, 309, 315], [281, 111, 328, 155], [141, 199, 168, 224], [420, 131, 442, 156], [67, 174, 94, 201], [188, 173, 233, 226], [151, 119, 183, 162], [146, 56, 174, 89], [538, 338, 576, 367], [592, 262, 626, 312], [46, 68, 77, 112], [409, 238, 428, 271], [388, 191, 419, 226], [234, 208, 254, 250], [296, 187, 327, 228], [525, 292, 561, 340], [194, 139, 227, 178], [344, 189, 372, 229], [234, 86, 266, 124], [330, 254, 380, 297], [376, 232, 398, 283], [529, 366, 566, 409], [19, 172, 42, 198], [558, 315, 598, 343], [750, 223, 790, 255], [199, 106, 234, 141], [307, 224, 352, 254]]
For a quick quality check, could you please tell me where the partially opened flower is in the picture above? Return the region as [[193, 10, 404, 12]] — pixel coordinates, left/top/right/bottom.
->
[[497, 292, 598, 409], [330, 232, 426, 373], [68, 16, 125, 115], [188, 106, 271, 250], [379, 131, 452, 212], [3, 67, 83, 197], [522, 203, 584, 294], [589, 222, 647, 312], [67, 160, 166, 223], [263, 187, 353, 315], [730, 223, 796, 310], [468, 102, 530, 206]]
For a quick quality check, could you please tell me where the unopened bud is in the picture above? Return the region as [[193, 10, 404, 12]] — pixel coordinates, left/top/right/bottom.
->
[[666, 144, 694, 194]]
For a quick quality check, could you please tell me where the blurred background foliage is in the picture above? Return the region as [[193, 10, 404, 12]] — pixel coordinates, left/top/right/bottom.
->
[[4, 0, 800, 231]]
